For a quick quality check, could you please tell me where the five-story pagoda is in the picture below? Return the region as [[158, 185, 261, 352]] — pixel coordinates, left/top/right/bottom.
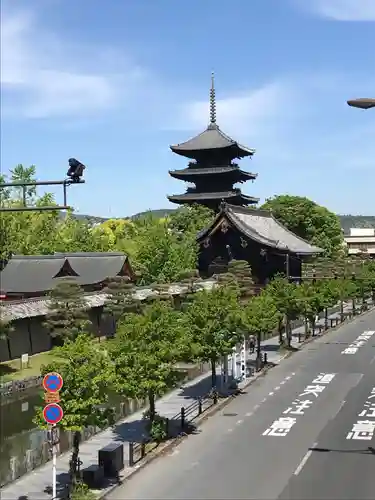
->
[[167, 73, 259, 212]]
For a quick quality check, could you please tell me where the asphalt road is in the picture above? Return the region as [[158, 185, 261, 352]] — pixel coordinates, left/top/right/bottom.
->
[[106, 309, 375, 500]]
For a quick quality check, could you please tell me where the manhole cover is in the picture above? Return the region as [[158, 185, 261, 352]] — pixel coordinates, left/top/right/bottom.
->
[[222, 412, 238, 417]]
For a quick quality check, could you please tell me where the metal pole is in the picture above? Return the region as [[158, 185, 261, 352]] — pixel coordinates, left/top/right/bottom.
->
[[52, 435, 57, 500], [240, 337, 247, 380], [285, 253, 290, 281]]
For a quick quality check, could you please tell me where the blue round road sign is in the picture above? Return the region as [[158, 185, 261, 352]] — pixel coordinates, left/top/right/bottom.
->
[[43, 403, 64, 425], [43, 372, 63, 393]]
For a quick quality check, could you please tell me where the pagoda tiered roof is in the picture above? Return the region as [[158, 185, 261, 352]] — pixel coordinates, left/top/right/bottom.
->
[[169, 164, 257, 182], [170, 123, 255, 160], [168, 190, 259, 205], [167, 73, 258, 211]]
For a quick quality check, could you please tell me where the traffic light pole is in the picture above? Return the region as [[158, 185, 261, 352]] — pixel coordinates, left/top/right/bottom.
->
[[0, 179, 85, 212]]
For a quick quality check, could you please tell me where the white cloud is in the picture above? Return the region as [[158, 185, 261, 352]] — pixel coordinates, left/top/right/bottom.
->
[[295, 0, 375, 21], [174, 72, 375, 176], [0, 7, 145, 118], [180, 82, 291, 138]]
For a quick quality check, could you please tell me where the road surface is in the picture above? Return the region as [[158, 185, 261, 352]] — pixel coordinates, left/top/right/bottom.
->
[[106, 309, 375, 500]]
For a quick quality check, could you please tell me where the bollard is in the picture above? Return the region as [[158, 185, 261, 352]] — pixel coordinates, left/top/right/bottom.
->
[[128, 442, 134, 467], [198, 398, 203, 415], [213, 391, 218, 405], [264, 352, 268, 365], [180, 407, 185, 430], [141, 442, 146, 459]]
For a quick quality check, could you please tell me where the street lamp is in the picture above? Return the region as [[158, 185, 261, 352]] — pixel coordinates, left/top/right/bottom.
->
[[347, 98, 375, 110]]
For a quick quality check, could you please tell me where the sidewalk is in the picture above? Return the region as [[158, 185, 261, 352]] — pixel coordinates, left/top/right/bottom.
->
[[0, 300, 363, 499]]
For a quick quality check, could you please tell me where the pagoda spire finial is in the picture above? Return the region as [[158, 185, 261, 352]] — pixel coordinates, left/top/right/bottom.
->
[[209, 71, 217, 125]]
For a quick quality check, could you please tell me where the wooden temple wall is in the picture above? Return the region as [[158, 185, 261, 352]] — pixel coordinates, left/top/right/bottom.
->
[[0, 307, 117, 363]]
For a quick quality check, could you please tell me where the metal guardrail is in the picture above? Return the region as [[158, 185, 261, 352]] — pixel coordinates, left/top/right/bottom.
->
[[128, 393, 219, 467]]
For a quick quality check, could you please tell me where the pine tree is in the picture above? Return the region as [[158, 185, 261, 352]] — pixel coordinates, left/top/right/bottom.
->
[[44, 278, 91, 342], [103, 276, 138, 322]]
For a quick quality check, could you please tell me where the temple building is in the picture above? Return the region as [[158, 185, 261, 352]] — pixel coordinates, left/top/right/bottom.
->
[[168, 73, 258, 211], [197, 203, 323, 283], [167, 74, 323, 283]]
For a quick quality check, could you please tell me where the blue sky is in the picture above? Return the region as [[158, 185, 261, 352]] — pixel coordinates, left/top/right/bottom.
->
[[1, 0, 374, 217]]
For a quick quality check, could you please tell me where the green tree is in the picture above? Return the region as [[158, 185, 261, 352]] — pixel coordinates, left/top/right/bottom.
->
[[44, 278, 91, 342], [9, 164, 37, 202], [243, 292, 280, 364], [261, 195, 344, 258], [33, 334, 115, 486], [109, 300, 187, 423], [134, 216, 198, 285], [104, 276, 138, 322], [264, 277, 303, 346], [168, 204, 215, 236], [295, 282, 324, 337], [185, 285, 242, 388]]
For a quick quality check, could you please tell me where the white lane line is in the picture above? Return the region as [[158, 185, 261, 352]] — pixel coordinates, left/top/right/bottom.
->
[[261, 397, 267, 403], [280, 381, 286, 385], [274, 386, 281, 391], [370, 354, 375, 364], [331, 400, 346, 420], [285, 376, 291, 380], [236, 419, 244, 425], [294, 443, 317, 476], [245, 411, 253, 417], [254, 404, 260, 410], [268, 392, 274, 396]]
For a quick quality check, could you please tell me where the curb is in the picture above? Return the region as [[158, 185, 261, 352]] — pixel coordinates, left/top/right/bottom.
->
[[99, 364, 276, 499], [297, 304, 375, 349], [98, 304, 374, 498]]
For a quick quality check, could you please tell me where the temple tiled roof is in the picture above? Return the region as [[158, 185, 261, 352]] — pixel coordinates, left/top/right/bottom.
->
[[170, 124, 256, 160], [169, 165, 257, 180], [1, 279, 218, 322], [198, 203, 323, 255], [0, 253, 131, 294], [168, 190, 259, 203]]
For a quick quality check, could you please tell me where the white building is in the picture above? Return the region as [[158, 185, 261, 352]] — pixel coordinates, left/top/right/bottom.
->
[[344, 228, 375, 257]]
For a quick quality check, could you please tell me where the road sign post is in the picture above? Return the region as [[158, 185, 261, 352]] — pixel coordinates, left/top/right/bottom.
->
[[43, 373, 63, 500]]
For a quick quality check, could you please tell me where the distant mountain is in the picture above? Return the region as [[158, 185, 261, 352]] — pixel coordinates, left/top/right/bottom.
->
[[130, 209, 176, 220], [67, 210, 375, 234], [339, 215, 375, 234]]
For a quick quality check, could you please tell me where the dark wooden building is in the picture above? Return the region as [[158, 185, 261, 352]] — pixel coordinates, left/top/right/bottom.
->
[[197, 203, 323, 284], [168, 73, 258, 212]]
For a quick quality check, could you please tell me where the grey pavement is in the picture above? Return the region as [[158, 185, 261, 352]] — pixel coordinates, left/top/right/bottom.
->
[[0, 299, 368, 500], [105, 306, 375, 500]]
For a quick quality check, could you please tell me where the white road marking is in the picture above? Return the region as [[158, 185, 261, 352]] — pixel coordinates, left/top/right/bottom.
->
[[269, 392, 274, 396], [331, 400, 346, 420], [261, 397, 267, 403], [294, 443, 316, 476], [228, 428, 233, 432], [285, 376, 291, 380], [245, 411, 253, 417], [370, 354, 375, 364], [274, 386, 281, 390], [280, 381, 286, 385], [236, 419, 244, 425], [254, 404, 260, 409]]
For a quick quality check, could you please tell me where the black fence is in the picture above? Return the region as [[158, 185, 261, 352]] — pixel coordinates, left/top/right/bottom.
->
[[128, 393, 219, 467]]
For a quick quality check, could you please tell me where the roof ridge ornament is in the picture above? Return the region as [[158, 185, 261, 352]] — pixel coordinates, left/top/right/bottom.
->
[[209, 71, 217, 126]]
